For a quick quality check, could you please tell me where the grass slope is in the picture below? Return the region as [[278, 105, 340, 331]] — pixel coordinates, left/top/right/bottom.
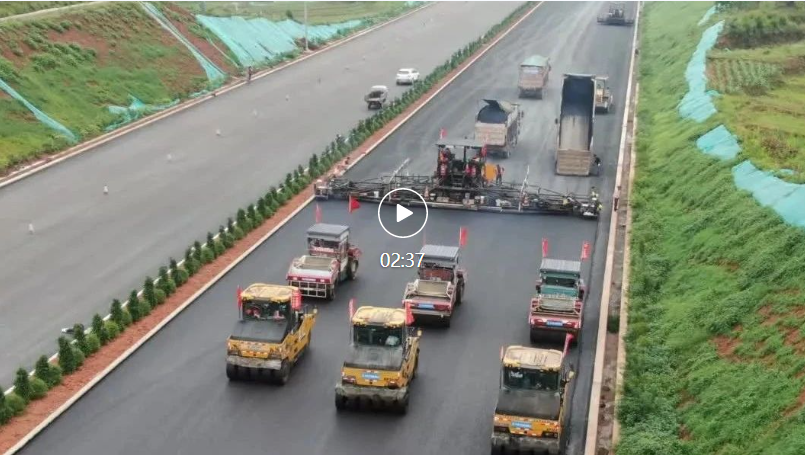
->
[[184, 1, 415, 24], [0, 2, 80, 20], [709, 2, 805, 182], [618, 2, 805, 454], [0, 2, 211, 170]]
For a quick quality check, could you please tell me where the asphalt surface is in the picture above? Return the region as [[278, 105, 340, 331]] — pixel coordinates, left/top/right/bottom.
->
[[18, 2, 636, 454], [0, 1, 522, 386]]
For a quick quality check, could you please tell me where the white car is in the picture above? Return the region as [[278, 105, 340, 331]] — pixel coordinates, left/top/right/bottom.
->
[[396, 68, 420, 85]]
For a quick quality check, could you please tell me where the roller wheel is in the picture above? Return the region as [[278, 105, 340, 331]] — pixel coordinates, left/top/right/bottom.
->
[[326, 285, 336, 301], [276, 360, 291, 386], [335, 395, 346, 411], [347, 259, 359, 280], [396, 393, 409, 414], [455, 283, 464, 306], [443, 317, 451, 328], [490, 445, 503, 455], [226, 363, 238, 381]]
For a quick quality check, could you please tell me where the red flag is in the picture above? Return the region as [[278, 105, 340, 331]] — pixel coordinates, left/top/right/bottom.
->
[[315, 203, 322, 223], [542, 238, 549, 258], [439, 128, 446, 139], [581, 241, 591, 261], [348, 195, 360, 213], [404, 300, 414, 325], [291, 289, 302, 311], [237, 286, 243, 310], [348, 298, 355, 318], [481, 144, 487, 157], [563, 334, 575, 357], [459, 226, 468, 248]]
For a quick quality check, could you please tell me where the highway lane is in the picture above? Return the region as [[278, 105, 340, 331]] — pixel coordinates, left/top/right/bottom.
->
[[0, 1, 522, 385], [19, 2, 635, 454]]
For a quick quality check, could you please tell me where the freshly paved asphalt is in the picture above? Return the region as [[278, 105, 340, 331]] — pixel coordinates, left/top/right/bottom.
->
[[0, 1, 522, 386], [18, 2, 636, 454]]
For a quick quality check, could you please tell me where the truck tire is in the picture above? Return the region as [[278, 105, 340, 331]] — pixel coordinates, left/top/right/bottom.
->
[[226, 363, 238, 381], [326, 285, 335, 301], [443, 317, 451, 328], [456, 282, 464, 306], [347, 259, 359, 280], [396, 393, 410, 414], [335, 394, 347, 411]]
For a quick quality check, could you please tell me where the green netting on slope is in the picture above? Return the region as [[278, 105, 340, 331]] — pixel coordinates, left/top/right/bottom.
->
[[698, 5, 717, 26], [104, 96, 179, 132], [678, 21, 724, 123], [142, 3, 226, 84], [733, 161, 805, 228], [697, 124, 741, 160], [196, 15, 364, 67], [0, 78, 78, 143]]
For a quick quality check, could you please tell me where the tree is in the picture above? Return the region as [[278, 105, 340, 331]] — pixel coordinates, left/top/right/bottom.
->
[[92, 314, 108, 345], [144, 276, 157, 307], [193, 241, 203, 264], [35, 355, 61, 388], [128, 290, 143, 322], [111, 299, 125, 327], [58, 336, 77, 374], [73, 323, 90, 356], [0, 384, 12, 424], [14, 368, 32, 403]]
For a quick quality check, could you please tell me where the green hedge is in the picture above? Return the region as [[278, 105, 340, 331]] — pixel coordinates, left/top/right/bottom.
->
[[0, 1, 535, 426]]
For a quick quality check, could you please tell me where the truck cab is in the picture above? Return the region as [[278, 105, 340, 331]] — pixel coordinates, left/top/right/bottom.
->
[[226, 284, 317, 384], [595, 76, 613, 114], [403, 244, 466, 327], [491, 346, 574, 455], [335, 306, 421, 413], [531, 258, 585, 344], [287, 223, 361, 300]]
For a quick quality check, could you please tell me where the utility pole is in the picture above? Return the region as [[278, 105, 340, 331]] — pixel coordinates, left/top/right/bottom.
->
[[304, 1, 309, 52]]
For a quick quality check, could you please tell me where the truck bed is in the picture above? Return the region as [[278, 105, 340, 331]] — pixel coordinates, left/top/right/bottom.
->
[[558, 103, 591, 152], [288, 255, 336, 278], [407, 279, 451, 299]]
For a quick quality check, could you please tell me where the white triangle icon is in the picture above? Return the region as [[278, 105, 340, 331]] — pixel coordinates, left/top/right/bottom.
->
[[396, 204, 413, 222]]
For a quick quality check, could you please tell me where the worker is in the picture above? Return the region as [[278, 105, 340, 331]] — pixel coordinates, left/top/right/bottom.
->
[[247, 66, 253, 83], [613, 185, 621, 211], [496, 164, 504, 185], [591, 186, 600, 200], [594, 154, 602, 174]]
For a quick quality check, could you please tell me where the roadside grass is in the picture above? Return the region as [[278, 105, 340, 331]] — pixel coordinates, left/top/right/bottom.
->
[[0, 2, 210, 170], [183, 1, 416, 24], [708, 3, 805, 182], [618, 2, 805, 454], [0, 2, 80, 19]]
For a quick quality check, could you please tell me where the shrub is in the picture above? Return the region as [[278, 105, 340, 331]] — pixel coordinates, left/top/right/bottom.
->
[[158, 266, 176, 296], [58, 336, 77, 374], [111, 299, 126, 327], [201, 246, 215, 264], [223, 231, 235, 248], [30, 377, 48, 400], [14, 368, 32, 403], [86, 333, 101, 354], [232, 226, 245, 240], [121, 309, 133, 327], [73, 323, 90, 356], [154, 288, 167, 305], [175, 268, 190, 286], [170, 258, 186, 285], [91, 313, 108, 345], [104, 320, 121, 340], [74, 347, 85, 368], [5, 392, 26, 416], [0, 388, 12, 424], [185, 248, 199, 276], [214, 239, 225, 256], [35, 355, 62, 388]]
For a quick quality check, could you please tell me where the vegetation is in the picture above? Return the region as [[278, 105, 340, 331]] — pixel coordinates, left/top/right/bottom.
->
[[184, 1, 420, 24], [618, 2, 805, 454], [0, 2, 80, 19]]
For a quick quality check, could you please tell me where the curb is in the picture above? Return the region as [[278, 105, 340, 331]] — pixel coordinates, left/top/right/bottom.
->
[[2, 3, 541, 453], [583, 2, 642, 454], [612, 83, 639, 446], [0, 3, 432, 191]]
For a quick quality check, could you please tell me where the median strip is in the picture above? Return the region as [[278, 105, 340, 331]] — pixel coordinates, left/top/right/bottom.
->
[[0, 3, 540, 453]]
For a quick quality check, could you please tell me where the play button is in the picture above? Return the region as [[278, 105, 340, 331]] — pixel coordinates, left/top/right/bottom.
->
[[396, 204, 413, 222], [377, 188, 428, 239]]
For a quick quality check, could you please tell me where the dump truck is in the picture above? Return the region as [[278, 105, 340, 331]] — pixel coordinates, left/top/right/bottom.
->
[[491, 346, 575, 455], [597, 2, 634, 26], [335, 306, 422, 413], [226, 284, 317, 384], [531, 258, 585, 344], [403, 244, 466, 327], [518, 55, 551, 99], [287, 223, 361, 300], [595, 76, 613, 114], [475, 99, 523, 158], [555, 74, 596, 176]]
